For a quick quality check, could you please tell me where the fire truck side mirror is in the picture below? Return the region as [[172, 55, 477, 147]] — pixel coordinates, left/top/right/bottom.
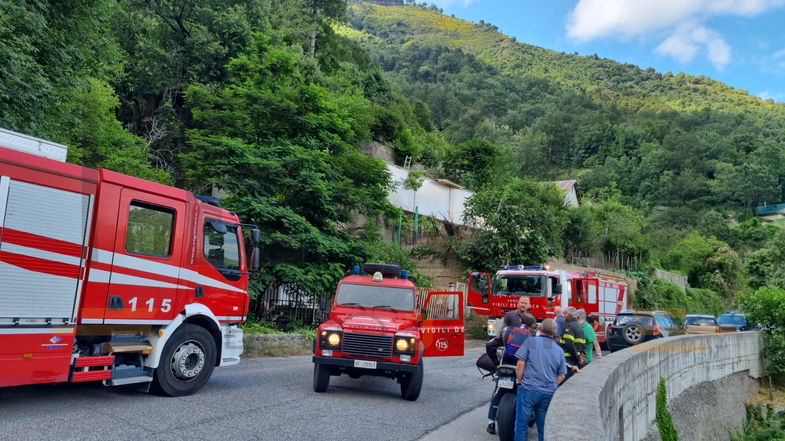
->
[[553, 284, 563, 295], [319, 298, 328, 313], [250, 246, 261, 272], [250, 228, 261, 245]]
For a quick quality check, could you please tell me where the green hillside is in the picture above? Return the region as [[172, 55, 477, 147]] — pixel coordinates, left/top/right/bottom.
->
[[347, 3, 785, 121], [344, 3, 785, 217]]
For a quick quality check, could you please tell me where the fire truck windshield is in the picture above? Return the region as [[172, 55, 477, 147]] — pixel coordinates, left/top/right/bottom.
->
[[492, 275, 546, 296], [336, 284, 415, 311]]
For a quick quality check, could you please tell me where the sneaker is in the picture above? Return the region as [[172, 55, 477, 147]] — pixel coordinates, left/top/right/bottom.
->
[[487, 423, 496, 435]]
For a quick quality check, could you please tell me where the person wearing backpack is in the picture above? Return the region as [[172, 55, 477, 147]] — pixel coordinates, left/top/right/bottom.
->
[[484, 311, 536, 434]]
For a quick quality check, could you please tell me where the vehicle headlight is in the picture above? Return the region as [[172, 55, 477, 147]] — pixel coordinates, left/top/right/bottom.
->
[[394, 335, 416, 355], [487, 320, 497, 335], [319, 329, 342, 349]]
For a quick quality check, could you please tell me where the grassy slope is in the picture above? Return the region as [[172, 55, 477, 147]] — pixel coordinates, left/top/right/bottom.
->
[[346, 3, 785, 128]]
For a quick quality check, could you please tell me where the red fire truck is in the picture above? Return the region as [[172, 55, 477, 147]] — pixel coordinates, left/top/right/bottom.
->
[[0, 128, 259, 396], [468, 265, 628, 344], [312, 263, 465, 401]]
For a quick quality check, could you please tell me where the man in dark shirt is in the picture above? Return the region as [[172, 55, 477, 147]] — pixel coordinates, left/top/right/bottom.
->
[[513, 318, 567, 441], [559, 306, 586, 372], [516, 296, 531, 319]]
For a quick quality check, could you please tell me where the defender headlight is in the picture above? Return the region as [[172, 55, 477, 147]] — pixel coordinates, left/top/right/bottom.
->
[[394, 335, 416, 355], [319, 329, 342, 349]]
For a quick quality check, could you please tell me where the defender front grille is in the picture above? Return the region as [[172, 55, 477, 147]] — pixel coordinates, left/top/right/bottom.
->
[[341, 333, 393, 357]]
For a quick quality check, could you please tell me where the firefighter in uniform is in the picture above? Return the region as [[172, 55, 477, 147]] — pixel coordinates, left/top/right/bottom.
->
[[558, 306, 585, 379]]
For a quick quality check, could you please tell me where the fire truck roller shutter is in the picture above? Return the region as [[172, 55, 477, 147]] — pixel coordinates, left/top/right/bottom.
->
[[143, 303, 223, 369], [0, 178, 91, 324]]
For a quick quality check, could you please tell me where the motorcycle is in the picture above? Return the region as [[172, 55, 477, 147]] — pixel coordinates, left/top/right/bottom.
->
[[493, 364, 518, 441]]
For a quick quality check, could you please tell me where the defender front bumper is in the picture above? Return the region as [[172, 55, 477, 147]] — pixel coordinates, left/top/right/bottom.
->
[[312, 356, 419, 373]]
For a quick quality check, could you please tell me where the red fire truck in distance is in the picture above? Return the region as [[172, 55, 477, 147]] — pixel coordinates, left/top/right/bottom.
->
[[312, 263, 465, 401], [0, 128, 260, 396], [468, 265, 628, 344]]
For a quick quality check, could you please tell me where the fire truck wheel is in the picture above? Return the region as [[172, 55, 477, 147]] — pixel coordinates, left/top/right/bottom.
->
[[151, 324, 217, 397], [313, 363, 330, 393], [400, 357, 424, 401], [496, 392, 516, 441]]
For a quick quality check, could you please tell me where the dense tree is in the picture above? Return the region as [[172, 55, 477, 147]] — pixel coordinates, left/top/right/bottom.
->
[[441, 138, 507, 190], [183, 35, 394, 293], [458, 179, 567, 272]]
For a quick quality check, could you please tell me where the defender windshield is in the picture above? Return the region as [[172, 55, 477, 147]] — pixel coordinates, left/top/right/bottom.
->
[[336, 283, 415, 311], [492, 275, 546, 296]]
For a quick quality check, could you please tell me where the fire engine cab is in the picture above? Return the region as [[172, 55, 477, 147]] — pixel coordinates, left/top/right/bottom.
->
[[0, 128, 260, 396], [312, 263, 465, 401], [468, 265, 628, 344]]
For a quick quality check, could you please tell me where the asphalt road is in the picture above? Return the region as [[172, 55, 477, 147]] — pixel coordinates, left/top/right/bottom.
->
[[0, 344, 500, 441]]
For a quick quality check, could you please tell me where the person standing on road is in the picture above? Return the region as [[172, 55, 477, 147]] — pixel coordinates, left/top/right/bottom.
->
[[513, 318, 567, 441], [559, 307, 585, 378], [576, 309, 603, 364], [552, 306, 565, 337], [516, 296, 531, 319]]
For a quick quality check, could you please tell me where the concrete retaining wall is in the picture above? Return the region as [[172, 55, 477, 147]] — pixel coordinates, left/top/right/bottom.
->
[[544, 332, 764, 441], [243, 333, 313, 358]]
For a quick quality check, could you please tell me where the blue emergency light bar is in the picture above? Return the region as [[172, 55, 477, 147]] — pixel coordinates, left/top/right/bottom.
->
[[499, 265, 550, 271], [351, 263, 409, 279]]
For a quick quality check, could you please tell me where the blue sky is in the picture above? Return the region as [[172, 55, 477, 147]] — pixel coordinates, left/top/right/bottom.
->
[[426, 0, 785, 102]]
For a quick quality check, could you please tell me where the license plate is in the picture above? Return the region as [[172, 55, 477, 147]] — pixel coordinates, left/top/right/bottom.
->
[[353, 360, 377, 369], [498, 377, 515, 389]]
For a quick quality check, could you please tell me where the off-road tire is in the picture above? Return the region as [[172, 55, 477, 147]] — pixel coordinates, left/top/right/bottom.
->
[[313, 363, 330, 393], [400, 357, 424, 401]]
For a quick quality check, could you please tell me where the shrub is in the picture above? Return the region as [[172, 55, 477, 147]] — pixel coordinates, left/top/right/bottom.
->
[[656, 378, 679, 441], [739, 287, 785, 376]]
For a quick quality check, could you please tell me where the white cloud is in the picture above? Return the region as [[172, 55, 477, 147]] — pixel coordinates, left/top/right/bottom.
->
[[773, 48, 785, 59], [758, 90, 785, 101], [427, 0, 478, 7], [655, 22, 731, 69], [567, 0, 785, 41], [566, 0, 785, 69]]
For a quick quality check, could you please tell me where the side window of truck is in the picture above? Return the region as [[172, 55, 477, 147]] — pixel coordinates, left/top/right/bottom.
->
[[126, 201, 175, 257], [204, 220, 240, 272]]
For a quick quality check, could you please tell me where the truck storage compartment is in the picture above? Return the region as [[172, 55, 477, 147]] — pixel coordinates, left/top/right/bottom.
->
[[0, 178, 91, 325]]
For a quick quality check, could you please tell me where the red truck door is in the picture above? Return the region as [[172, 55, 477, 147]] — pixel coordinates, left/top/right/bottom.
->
[[467, 272, 490, 312], [420, 291, 464, 357], [100, 189, 187, 323]]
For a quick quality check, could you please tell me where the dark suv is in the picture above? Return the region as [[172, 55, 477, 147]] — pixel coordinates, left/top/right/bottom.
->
[[608, 311, 685, 352]]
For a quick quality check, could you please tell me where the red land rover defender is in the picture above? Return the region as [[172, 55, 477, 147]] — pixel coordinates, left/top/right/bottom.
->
[[312, 263, 465, 401]]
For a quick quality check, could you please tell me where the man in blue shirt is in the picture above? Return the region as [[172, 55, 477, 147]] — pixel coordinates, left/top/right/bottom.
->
[[513, 318, 570, 441]]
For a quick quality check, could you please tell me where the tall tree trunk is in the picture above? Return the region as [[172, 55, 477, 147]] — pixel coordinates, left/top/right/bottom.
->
[[310, 1, 319, 59]]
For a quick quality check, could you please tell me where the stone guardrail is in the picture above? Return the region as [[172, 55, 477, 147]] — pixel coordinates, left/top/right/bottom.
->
[[544, 332, 764, 441]]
